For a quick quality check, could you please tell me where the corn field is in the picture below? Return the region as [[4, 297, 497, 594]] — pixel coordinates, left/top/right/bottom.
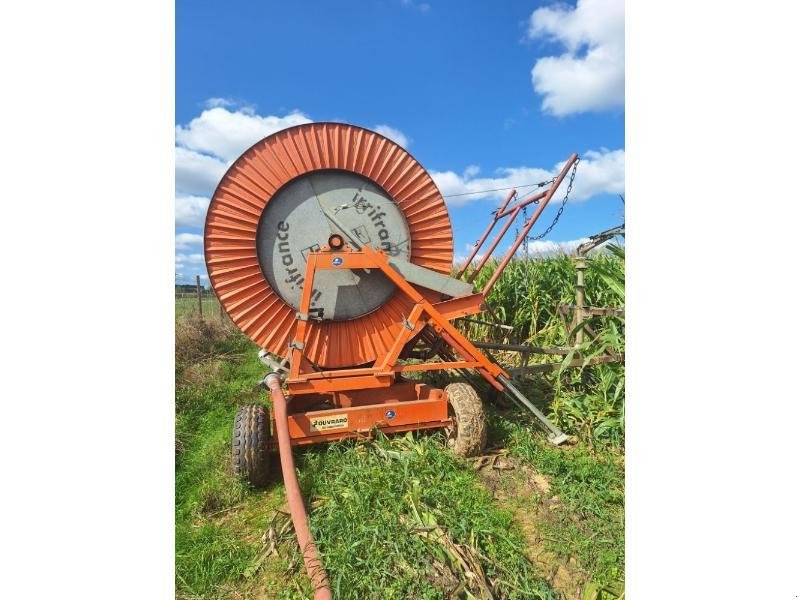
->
[[461, 245, 626, 448]]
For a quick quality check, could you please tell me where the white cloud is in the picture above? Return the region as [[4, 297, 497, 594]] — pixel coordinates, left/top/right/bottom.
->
[[525, 237, 590, 256], [174, 257, 208, 282], [175, 272, 209, 284], [173, 104, 414, 279], [176, 107, 312, 162], [433, 165, 552, 207], [173, 106, 309, 245], [561, 148, 624, 201], [431, 148, 624, 207], [463, 165, 480, 178], [374, 124, 411, 148], [456, 236, 616, 263], [175, 105, 412, 198], [175, 252, 207, 282], [528, 0, 624, 116], [175, 252, 205, 266], [175, 147, 227, 196], [401, 0, 430, 13], [174, 106, 312, 226], [175, 233, 203, 249], [176, 195, 210, 228], [203, 97, 246, 110], [453, 242, 486, 267]]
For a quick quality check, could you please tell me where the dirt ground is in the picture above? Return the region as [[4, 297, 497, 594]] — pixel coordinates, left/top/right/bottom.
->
[[472, 449, 590, 600]]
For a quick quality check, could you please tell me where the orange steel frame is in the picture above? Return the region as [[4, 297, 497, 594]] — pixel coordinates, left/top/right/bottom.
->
[[274, 152, 579, 447], [275, 243, 508, 447]]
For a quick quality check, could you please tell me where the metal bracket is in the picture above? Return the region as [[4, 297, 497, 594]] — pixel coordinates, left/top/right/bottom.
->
[[296, 311, 309, 321], [258, 349, 290, 375], [290, 340, 305, 351]]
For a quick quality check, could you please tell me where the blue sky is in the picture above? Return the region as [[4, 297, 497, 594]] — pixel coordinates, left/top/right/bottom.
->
[[175, 0, 624, 283]]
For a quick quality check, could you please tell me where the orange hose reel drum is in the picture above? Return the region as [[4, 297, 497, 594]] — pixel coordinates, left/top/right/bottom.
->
[[204, 123, 454, 368]]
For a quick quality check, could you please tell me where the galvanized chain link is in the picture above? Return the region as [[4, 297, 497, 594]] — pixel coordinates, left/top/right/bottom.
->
[[528, 157, 580, 242]]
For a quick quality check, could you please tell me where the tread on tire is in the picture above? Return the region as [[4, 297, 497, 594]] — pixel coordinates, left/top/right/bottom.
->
[[232, 403, 271, 487], [444, 382, 487, 457]]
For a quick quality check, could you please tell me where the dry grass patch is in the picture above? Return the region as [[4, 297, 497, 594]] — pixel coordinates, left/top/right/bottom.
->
[[176, 316, 239, 380]]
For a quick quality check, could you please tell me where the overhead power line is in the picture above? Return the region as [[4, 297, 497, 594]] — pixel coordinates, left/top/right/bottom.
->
[[442, 178, 555, 199]]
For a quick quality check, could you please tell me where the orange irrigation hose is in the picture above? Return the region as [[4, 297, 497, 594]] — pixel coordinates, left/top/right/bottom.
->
[[265, 373, 332, 599]]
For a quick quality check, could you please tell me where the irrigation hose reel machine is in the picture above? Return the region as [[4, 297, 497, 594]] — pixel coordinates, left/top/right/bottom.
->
[[205, 122, 576, 469]]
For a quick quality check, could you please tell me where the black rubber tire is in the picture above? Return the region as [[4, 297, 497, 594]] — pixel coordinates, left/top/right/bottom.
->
[[444, 382, 487, 457], [232, 404, 271, 487]]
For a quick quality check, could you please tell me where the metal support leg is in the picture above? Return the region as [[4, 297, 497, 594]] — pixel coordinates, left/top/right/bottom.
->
[[498, 375, 568, 445]]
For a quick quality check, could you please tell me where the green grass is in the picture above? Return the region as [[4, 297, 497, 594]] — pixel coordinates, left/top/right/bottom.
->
[[176, 296, 223, 319], [294, 433, 557, 599], [175, 324, 558, 599], [488, 408, 625, 597], [175, 329, 272, 597], [175, 246, 625, 597]]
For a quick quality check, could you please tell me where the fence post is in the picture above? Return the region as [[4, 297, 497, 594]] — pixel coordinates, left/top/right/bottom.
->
[[196, 275, 203, 318], [219, 293, 224, 322], [574, 257, 586, 346]]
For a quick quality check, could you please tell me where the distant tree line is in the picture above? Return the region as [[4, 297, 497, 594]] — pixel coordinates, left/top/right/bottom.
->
[[175, 283, 210, 294]]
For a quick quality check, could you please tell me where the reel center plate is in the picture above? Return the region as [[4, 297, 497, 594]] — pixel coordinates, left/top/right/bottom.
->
[[256, 170, 411, 321]]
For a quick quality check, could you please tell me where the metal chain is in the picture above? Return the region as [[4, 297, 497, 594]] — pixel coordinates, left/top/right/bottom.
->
[[522, 204, 530, 262], [529, 157, 580, 242], [522, 203, 533, 304]]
